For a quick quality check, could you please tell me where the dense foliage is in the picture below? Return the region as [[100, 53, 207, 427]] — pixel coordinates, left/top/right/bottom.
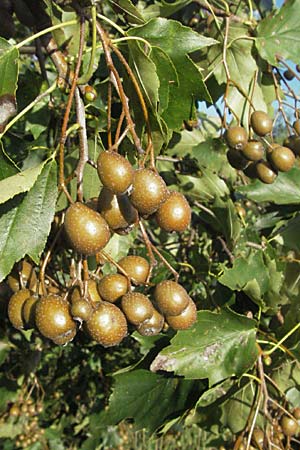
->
[[1, 0, 300, 448]]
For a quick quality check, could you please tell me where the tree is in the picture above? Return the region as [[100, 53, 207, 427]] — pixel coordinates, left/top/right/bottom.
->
[[0, 0, 300, 448]]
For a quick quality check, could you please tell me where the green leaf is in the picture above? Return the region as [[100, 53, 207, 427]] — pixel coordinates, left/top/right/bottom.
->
[[92, 369, 199, 433], [256, 0, 300, 66], [237, 167, 300, 204], [150, 309, 258, 385], [0, 143, 18, 181], [0, 38, 18, 97], [0, 160, 58, 281], [143, 0, 193, 19], [109, 0, 145, 24], [0, 161, 46, 205], [103, 231, 136, 263], [128, 18, 215, 129], [176, 171, 229, 201]]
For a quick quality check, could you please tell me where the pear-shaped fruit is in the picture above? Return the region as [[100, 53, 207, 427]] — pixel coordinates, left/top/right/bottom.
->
[[35, 295, 76, 340], [98, 187, 138, 231], [121, 292, 154, 325], [155, 191, 191, 232], [97, 151, 134, 194], [85, 302, 127, 347], [130, 169, 168, 215], [64, 202, 110, 255], [154, 280, 190, 316], [97, 274, 128, 303], [8, 288, 31, 329], [118, 255, 150, 284]]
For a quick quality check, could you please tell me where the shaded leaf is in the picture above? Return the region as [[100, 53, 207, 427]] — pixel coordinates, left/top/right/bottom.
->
[[109, 0, 145, 24], [176, 171, 229, 201], [0, 161, 58, 281], [237, 167, 300, 204], [256, 0, 300, 66], [92, 369, 200, 433], [0, 38, 18, 132], [0, 143, 18, 181], [150, 309, 258, 385]]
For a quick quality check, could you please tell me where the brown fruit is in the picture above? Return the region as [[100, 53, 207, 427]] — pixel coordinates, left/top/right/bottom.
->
[[9, 405, 20, 417], [85, 302, 127, 347], [52, 327, 77, 345], [243, 161, 258, 179], [155, 191, 191, 232], [256, 161, 277, 184], [293, 119, 300, 136], [70, 280, 102, 305], [97, 274, 128, 303], [250, 111, 273, 136], [284, 69, 294, 81], [283, 134, 300, 155], [121, 292, 154, 325], [118, 255, 150, 284], [35, 295, 76, 340], [8, 288, 31, 329], [64, 202, 110, 255], [130, 169, 168, 215], [280, 415, 298, 437], [269, 145, 295, 172], [137, 309, 164, 336], [242, 140, 264, 161], [166, 298, 197, 330], [225, 126, 248, 150], [22, 294, 39, 329], [98, 187, 138, 231], [154, 280, 190, 316], [7, 260, 37, 293], [71, 299, 93, 321], [227, 149, 249, 170], [252, 428, 264, 447], [97, 151, 134, 194]]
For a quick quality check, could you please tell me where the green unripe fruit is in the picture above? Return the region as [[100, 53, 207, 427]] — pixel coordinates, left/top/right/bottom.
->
[[98, 187, 138, 231], [280, 415, 298, 437], [256, 161, 277, 184], [97, 274, 128, 303], [166, 298, 197, 330], [35, 295, 76, 340], [97, 151, 134, 195], [64, 202, 110, 255], [118, 255, 150, 284], [85, 302, 127, 347], [155, 191, 191, 232], [269, 145, 295, 172], [121, 292, 154, 325], [8, 288, 31, 329], [154, 280, 190, 316], [225, 126, 248, 150], [130, 169, 168, 215], [84, 85, 97, 102], [137, 309, 164, 336], [242, 140, 264, 161], [250, 111, 273, 136]]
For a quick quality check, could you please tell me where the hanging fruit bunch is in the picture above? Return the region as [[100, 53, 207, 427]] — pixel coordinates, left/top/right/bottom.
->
[[4, 3, 196, 348]]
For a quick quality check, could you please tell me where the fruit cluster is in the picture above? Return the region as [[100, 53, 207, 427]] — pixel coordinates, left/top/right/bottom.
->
[[226, 110, 299, 184], [8, 398, 45, 449], [6, 150, 196, 347]]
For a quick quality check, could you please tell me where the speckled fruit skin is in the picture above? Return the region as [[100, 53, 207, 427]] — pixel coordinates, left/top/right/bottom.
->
[[97, 151, 134, 195], [71, 280, 102, 305], [250, 111, 273, 136], [129, 169, 168, 215], [121, 292, 154, 325], [269, 145, 295, 172], [225, 126, 248, 150], [137, 309, 164, 336], [71, 299, 93, 321], [85, 302, 127, 347], [8, 288, 31, 329], [64, 202, 110, 256], [7, 260, 37, 293], [154, 280, 190, 316], [35, 295, 76, 340], [97, 274, 128, 303], [22, 294, 39, 328], [166, 298, 197, 330], [52, 327, 77, 345], [118, 255, 150, 284], [256, 161, 277, 184], [242, 140, 264, 161], [155, 191, 191, 232], [98, 187, 138, 231]]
